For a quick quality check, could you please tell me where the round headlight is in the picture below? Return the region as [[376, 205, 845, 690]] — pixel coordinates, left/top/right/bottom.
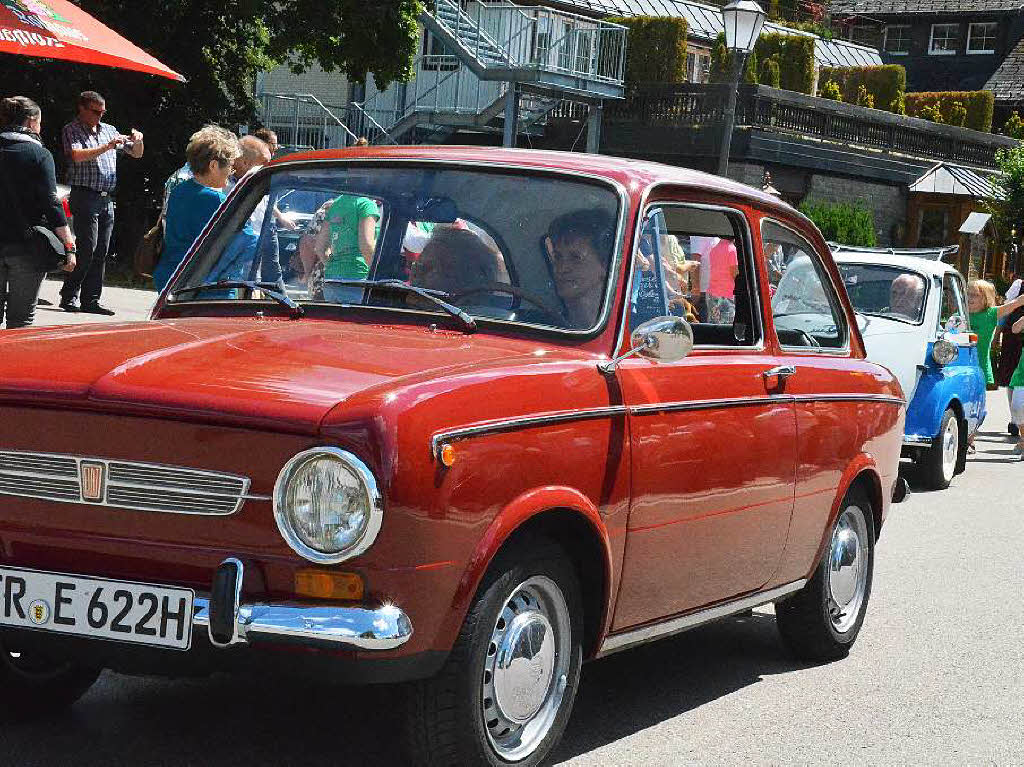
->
[[932, 339, 957, 366], [273, 448, 382, 564]]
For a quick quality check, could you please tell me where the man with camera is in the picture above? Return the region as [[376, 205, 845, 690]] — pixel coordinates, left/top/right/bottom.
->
[[60, 90, 143, 315]]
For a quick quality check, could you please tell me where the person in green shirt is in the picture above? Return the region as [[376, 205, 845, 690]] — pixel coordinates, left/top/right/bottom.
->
[[317, 194, 380, 303], [968, 280, 1024, 387], [1009, 312, 1024, 455]]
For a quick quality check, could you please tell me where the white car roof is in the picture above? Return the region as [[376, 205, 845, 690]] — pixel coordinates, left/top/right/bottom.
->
[[831, 251, 961, 279]]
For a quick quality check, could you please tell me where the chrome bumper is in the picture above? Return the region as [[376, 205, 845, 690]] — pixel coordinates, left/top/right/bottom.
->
[[903, 434, 933, 447], [193, 598, 413, 651]]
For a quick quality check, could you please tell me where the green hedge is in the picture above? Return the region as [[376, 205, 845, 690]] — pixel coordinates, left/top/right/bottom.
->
[[905, 91, 994, 132], [608, 16, 688, 85], [710, 32, 814, 94], [817, 65, 906, 114], [798, 200, 877, 247]]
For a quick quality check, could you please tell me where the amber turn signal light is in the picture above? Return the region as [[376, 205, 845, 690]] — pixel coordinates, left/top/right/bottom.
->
[[294, 569, 364, 601], [439, 442, 456, 467]]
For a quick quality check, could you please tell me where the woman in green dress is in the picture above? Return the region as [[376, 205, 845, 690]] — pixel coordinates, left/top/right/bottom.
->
[[968, 280, 1024, 450]]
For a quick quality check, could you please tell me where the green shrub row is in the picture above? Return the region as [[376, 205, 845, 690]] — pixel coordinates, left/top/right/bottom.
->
[[607, 16, 688, 85], [905, 91, 994, 132], [798, 199, 877, 247], [818, 65, 906, 113], [709, 32, 815, 94]]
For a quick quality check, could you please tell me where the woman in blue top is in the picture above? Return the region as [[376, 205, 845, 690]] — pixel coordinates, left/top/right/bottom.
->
[[153, 126, 241, 291]]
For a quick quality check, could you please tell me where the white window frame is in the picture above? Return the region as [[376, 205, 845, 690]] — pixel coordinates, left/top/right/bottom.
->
[[929, 23, 959, 55], [967, 22, 997, 55], [883, 25, 911, 55]]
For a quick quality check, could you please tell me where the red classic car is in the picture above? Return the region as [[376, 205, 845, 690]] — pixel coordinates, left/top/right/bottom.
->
[[0, 147, 905, 766]]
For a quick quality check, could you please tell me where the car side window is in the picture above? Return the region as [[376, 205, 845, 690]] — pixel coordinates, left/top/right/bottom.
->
[[763, 220, 849, 350], [939, 273, 967, 332], [630, 204, 760, 346]]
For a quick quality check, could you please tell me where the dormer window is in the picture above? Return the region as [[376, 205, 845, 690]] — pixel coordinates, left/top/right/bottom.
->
[[883, 25, 911, 55], [967, 22, 998, 54], [929, 24, 959, 55]]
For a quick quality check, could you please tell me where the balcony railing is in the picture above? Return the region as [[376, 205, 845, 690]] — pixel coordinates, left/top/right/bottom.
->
[[605, 84, 1018, 169]]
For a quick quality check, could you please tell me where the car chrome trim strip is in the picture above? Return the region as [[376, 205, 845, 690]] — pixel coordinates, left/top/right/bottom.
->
[[903, 434, 933, 446], [193, 596, 413, 651], [431, 407, 629, 459], [0, 450, 267, 514], [431, 394, 903, 456], [597, 579, 808, 657]]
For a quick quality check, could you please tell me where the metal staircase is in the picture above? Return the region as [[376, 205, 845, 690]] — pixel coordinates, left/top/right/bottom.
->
[[349, 0, 626, 146]]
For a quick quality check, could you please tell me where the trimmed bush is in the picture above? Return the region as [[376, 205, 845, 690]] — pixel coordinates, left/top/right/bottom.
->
[[799, 200, 877, 247], [856, 84, 874, 109], [817, 65, 905, 113], [760, 56, 781, 88], [820, 79, 842, 102], [608, 16, 688, 85], [905, 91, 994, 132], [1002, 111, 1024, 139], [710, 32, 814, 94]]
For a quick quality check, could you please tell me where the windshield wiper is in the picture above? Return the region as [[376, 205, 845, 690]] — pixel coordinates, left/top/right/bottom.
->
[[174, 280, 304, 318], [322, 279, 476, 333]]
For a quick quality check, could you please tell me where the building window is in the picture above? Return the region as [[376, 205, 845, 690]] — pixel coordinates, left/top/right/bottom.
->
[[686, 50, 711, 83], [967, 22, 998, 54], [929, 23, 959, 55], [883, 25, 911, 55]]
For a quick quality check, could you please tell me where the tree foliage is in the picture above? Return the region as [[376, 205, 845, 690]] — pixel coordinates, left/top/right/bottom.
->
[[988, 144, 1024, 253], [799, 199, 876, 246], [0, 0, 427, 254]]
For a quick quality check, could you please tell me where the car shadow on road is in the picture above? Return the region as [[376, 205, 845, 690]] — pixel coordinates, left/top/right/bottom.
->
[[5, 614, 812, 767], [551, 613, 812, 762]]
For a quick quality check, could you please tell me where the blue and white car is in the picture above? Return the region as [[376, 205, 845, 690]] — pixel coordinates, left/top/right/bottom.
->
[[831, 245, 985, 489]]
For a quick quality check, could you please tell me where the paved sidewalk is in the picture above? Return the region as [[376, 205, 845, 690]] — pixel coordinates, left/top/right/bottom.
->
[[32, 277, 157, 327]]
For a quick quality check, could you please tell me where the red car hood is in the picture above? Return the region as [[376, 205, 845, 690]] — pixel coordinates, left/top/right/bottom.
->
[[0, 318, 564, 432]]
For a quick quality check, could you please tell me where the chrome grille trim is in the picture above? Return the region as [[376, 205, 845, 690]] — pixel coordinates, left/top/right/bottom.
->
[[0, 451, 266, 515]]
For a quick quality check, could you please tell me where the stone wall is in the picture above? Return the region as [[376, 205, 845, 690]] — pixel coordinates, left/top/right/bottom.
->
[[804, 174, 907, 247]]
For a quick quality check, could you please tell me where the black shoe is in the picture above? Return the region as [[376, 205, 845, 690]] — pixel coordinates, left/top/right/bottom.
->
[[59, 299, 80, 312], [1010, 422, 1019, 438], [80, 303, 115, 316]]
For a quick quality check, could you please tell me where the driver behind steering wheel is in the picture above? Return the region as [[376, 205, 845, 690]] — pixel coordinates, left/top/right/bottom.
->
[[408, 226, 506, 310]]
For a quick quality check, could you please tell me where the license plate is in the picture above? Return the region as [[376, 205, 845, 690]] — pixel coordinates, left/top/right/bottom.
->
[[0, 567, 194, 651]]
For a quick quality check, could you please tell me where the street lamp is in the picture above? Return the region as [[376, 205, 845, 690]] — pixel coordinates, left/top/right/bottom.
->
[[717, 0, 767, 177]]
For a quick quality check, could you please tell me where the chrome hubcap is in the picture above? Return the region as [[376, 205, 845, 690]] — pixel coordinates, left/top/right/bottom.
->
[[481, 576, 570, 761], [941, 416, 959, 481], [827, 505, 869, 634]]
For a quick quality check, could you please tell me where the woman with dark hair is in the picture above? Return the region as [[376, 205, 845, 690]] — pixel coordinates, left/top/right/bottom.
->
[[544, 209, 615, 328], [0, 96, 76, 328]]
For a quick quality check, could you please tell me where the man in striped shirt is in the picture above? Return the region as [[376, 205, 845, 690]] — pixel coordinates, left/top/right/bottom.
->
[[60, 91, 143, 314]]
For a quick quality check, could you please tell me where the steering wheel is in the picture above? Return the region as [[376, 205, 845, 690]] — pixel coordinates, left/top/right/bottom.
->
[[450, 283, 566, 325], [793, 329, 821, 348]]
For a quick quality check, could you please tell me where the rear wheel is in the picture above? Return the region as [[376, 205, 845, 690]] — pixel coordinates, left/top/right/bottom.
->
[[918, 408, 961, 490], [776, 487, 875, 662], [404, 540, 583, 766], [0, 641, 101, 721]]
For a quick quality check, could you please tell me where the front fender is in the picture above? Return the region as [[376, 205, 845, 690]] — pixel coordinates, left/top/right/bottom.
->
[[905, 343, 986, 441]]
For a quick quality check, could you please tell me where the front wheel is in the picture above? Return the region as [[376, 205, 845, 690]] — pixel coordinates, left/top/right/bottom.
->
[[776, 488, 875, 662], [0, 641, 101, 721], [918, 407, 961, 490], [404, 541, 583, 766]]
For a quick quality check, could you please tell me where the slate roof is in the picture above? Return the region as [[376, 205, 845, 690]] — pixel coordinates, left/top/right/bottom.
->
[[985, 35, 1024, 101], [540, 0, 883, 65], [828, 0, 1024, 15]]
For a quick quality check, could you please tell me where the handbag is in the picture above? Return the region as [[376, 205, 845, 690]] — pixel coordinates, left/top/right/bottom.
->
[[134, 217, 164, 277], [26, 225, 70, 272]]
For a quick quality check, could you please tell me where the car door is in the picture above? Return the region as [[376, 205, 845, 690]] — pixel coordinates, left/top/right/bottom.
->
[[611, 201, 797, 631], [941, 271, 986, 433]]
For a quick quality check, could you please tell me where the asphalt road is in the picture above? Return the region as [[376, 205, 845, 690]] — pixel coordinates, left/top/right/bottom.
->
[[5, 392, 1024, 766]]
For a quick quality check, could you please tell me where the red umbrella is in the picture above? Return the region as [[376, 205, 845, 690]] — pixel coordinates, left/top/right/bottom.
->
[[0, 0, 184, 81]]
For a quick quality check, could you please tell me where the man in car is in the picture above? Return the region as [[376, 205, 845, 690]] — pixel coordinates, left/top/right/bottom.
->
[[889, 273, 924, 320], [544, 209, 614, 329]]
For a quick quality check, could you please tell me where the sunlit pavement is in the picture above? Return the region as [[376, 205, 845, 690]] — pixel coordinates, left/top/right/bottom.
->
[[31, 277, 156, 327], [3, 395, 1022, 765]]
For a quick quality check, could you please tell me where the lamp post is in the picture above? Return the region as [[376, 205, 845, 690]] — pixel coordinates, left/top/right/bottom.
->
[[717, 0, 767, 178]]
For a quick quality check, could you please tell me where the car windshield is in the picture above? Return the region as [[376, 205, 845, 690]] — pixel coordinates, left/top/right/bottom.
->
[[836, 263, 927, 324], [167, 165, 622, 332]]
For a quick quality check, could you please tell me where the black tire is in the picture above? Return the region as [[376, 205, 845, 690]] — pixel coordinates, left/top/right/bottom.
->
[[776, 487, 875, 662], [0, 641, 101, 721], [404, 539, 583, 767], [918, 407, 961, 490]]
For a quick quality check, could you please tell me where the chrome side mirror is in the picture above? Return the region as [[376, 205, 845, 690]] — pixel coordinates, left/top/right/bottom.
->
[[598, 316, 694, 375]]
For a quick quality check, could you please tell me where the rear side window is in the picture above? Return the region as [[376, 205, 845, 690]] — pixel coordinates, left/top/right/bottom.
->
[[763, 220, 849, 350], [630, 204, 760, 347]]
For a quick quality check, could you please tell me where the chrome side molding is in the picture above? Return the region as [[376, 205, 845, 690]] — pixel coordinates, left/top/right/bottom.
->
[[597, 579, 807, 657]]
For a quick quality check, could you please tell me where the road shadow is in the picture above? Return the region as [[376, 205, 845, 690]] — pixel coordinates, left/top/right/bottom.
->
[[4, 614, 811, 767]]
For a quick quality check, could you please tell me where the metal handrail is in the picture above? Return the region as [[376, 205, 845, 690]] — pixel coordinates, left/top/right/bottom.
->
[[348, 102, 399, 145]]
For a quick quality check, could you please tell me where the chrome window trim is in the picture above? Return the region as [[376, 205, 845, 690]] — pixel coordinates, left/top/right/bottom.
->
[[0, 450, 263, 514], [835, 261, 931, 327], [598, 579, 808, 657], [163, 158, 630, 340], [613, 195, 766, 358], [761, 216, 852, 355], [272, 447, 384, 565], [430, 394, 903, 456]]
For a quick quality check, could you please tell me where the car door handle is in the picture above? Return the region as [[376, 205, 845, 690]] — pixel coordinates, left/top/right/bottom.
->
[[762, 365, 796, 381]]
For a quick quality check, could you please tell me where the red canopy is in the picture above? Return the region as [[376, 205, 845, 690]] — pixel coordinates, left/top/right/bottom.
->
[[0, 0, 184, 81]]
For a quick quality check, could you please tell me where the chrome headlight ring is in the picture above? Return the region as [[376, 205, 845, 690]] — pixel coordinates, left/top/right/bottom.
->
[[932, 338, 957, 366], [273, 447, 383, 565]]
